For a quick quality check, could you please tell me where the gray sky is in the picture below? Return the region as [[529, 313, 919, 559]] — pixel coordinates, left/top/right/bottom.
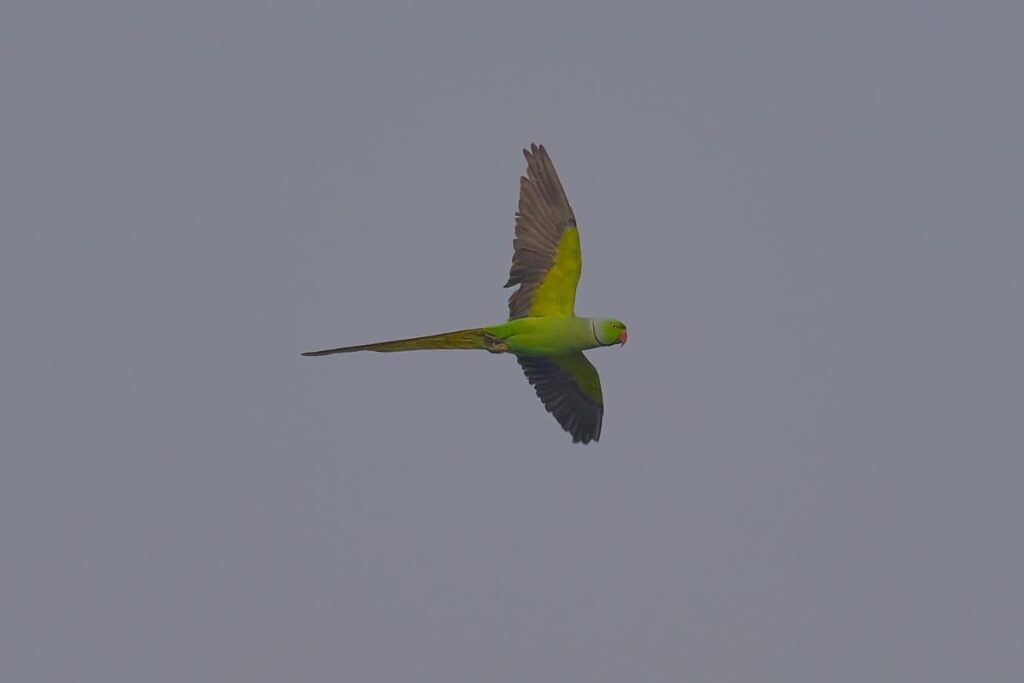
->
[[3, 2, 1022, 681]]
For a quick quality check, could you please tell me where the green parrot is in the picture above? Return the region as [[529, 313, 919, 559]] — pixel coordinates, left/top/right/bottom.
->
[[303, 144, 628, 443]]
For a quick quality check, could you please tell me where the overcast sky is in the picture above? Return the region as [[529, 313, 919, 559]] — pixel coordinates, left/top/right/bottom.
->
[[3, 2, 1023, 681]]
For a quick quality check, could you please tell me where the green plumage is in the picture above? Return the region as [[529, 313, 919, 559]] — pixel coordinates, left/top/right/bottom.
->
[[301, 328, 490, 355], [303, 144, 627, 443]]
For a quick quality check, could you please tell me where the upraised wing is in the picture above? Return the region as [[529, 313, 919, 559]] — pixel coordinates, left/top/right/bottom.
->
[[518, 352, 603, 443], [504, 144, 582, 320]]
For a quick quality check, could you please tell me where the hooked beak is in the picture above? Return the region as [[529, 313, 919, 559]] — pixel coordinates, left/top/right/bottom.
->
[[618, 330, 628, 346]]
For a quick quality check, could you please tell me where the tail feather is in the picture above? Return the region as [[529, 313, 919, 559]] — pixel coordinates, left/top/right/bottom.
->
[[302, 328, 490, 356]]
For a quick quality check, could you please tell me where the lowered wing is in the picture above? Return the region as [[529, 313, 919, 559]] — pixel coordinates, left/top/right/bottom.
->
[[517, 352, 603, 443]]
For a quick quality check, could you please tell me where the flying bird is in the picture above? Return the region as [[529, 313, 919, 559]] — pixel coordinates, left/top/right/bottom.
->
[[303, 144, 627, 443]]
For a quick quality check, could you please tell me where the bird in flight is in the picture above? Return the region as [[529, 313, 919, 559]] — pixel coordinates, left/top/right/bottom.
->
[[303, 144, 627, 443]]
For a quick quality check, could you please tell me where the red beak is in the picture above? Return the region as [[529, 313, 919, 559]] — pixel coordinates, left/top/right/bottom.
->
[[618, 330, 628, 345]]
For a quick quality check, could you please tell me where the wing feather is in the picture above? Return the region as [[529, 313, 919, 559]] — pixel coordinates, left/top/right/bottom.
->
[[517, 353, 603, 444], [505, 144, 582, 319]]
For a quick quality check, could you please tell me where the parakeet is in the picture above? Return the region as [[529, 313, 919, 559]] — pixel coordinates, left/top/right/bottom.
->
[[304, 144, 627, 443]]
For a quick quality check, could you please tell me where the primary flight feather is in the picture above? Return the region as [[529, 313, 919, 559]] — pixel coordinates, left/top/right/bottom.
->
[[303, 144, 627, 443]]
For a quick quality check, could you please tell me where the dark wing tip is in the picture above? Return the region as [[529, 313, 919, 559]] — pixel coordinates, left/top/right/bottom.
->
[[523, 142, 548, 163]]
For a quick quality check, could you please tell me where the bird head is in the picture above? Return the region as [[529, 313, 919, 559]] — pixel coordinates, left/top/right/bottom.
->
[[596, 319, 628, 346]]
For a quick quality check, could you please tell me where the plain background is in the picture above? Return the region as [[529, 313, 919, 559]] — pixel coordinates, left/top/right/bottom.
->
[[3, 2, 1022, 681]]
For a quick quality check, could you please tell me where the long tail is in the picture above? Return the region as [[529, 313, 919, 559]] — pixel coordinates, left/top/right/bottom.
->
[[302, 328, 492, 356]]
